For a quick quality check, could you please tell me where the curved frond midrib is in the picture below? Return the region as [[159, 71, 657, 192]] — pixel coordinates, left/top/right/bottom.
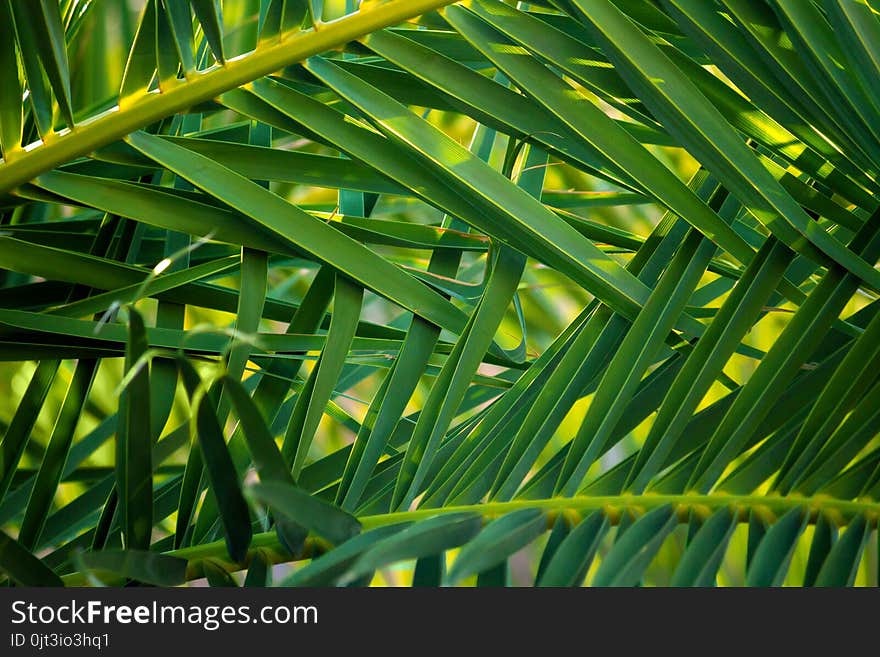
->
[[57, 493, 880, 586], [0, 0, 457, 196]]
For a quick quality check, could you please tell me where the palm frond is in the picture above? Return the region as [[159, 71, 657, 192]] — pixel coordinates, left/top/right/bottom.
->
[[0, 0, 878, 588]]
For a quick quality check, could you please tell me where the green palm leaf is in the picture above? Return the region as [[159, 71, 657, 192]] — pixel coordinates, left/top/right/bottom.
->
[[1, 0, 879, 589]]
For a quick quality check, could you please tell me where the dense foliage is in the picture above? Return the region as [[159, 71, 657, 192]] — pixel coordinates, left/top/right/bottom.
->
[[0, 0, 878, 587]]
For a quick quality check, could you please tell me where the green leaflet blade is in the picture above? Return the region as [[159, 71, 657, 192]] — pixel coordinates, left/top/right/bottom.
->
[[745, 508, 807, 587], [445, 509, 546, 585], [124, 131, 467, 335], [281, 522, 410, 587], [248, 480, 361, 545], [670, 507, 737, 587], [122, 308, 153, 551], [537, 511, 609, 587], [0, 529, 63, 586], [342, 512, 482, 584], [591, 505, 678, 587], [79, 549, 186, 586]]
